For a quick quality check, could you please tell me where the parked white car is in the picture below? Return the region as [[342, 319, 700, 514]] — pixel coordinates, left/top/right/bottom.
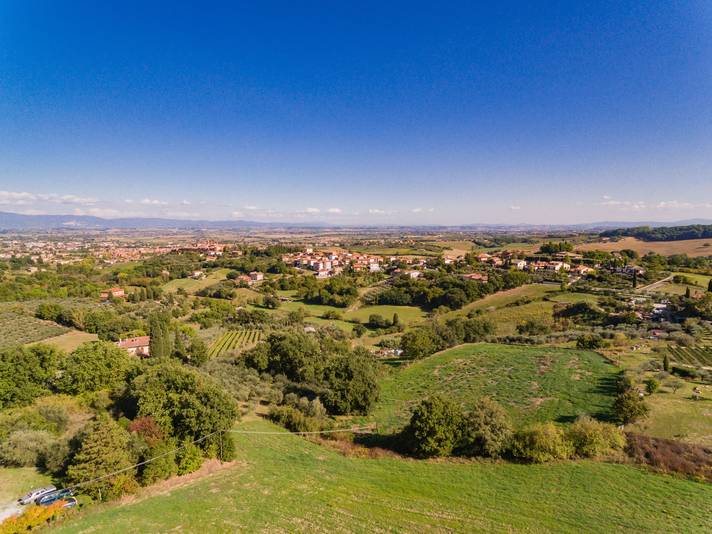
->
[[17, 486, 56, 506]]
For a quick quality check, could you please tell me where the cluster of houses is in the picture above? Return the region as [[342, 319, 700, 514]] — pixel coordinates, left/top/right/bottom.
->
[[1, 237, 88, 266], [282, 249, 387, 278], [472, 250, 654, 279], [474, 251, 594, 274], [94, 240, 230, 264], [178, 240, 229, 258]]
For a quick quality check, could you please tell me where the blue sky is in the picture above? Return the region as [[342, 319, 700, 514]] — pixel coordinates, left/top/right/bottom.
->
[[1, 1, 711, 224]]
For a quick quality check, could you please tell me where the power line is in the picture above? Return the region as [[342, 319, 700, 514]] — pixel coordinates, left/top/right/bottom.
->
[[66, 430, 221, 491], [227, 426, 374, 436], [64, 424, 374, 492]]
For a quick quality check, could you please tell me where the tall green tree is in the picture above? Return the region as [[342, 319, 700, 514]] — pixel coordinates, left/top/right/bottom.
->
[[127, 363, 238, 460], [56, 341, 133, 395], [457, 397, 512, 458], [66, 415, 138, 501], [322, 349, 380, 415], [404, 395, 462, 457], [0, 344, 61, 409], [148, 312, 172, 359]]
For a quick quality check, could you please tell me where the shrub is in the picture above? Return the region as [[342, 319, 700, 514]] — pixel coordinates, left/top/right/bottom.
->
[[576, 334, 604, 349], [516, 318, 551, 336], [510, 423, 573, 463], [457, 397, 512, 458], [176, 441, 204, 475], [268, 405, 324, 433], [626, 432, 712, 482], [0, 429, 56, 467], [0, 501, 66, 534], [644, 378, 659, 395], [565, 416, 626, 458], [140, 442, 178, 485], [403, 395, 462, 458], [400, 328, 437, 360], [36, 402, 70, 434], [128, 415, 165, 448], [613, 390, 649, 424]]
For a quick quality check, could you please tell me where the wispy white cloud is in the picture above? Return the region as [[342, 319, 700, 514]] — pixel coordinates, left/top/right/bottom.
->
[[597, 196, 712, 212], [139, 198, 168, 206], [327, 207, 342, 214], [0, 190, 97, 206], [305, 207, 320, 214], [510, 205, 521, 211]]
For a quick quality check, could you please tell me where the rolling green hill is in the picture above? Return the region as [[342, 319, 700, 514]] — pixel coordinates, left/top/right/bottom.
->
[[371, 343, 619, 432]]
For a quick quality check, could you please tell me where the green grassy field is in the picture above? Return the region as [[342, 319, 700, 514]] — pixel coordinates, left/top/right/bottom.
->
[[483, 300, 557, 335], [0, 468, 51, 504], [52, 419, 712, 533], [450, 287, 601, 336], [162, 268, 231, 294], [650, 281, 706, 297], [345, 304, 426, 325], [269, 299, 427, 327], [628, 380, 712, 447], [304, 316, 355, 333], [371, 343, 619, 432], [671, 271, 712, 287], [0, 312, 68, 350], [29, 330, 98, 352], [445, 284, 556, 319]]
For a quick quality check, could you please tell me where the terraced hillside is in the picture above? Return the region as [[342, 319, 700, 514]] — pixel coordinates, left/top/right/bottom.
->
[[667, 326, 712, 368], [207, 329, 263, 357]]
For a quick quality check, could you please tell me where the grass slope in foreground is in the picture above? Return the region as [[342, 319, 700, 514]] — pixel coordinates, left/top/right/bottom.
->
[[372, 343, 618, 432], [54, 420, 712, 533]]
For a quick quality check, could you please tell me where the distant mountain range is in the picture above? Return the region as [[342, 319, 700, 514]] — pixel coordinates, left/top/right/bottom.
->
[[1, 211, 711, 232]]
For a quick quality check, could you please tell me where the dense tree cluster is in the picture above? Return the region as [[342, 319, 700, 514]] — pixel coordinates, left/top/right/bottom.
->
[[404, 396, 625, 462], [376, 271, 529, 311], [244, 328, 380, 415], [298, 276, 359, 307], [36, 303, 143, 341], [538, 241, 574, 254], [0, 270, 101, 301], [399, 317, 495, 359], [601, 224, 712, 242]]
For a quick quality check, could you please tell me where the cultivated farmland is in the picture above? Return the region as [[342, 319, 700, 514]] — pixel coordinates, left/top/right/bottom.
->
[[667, 328, 712, 368], [0, 312, 67, 350], [207, 329, 262, 357], [52, 419, 712, 533], [578, 236, 712, 257]]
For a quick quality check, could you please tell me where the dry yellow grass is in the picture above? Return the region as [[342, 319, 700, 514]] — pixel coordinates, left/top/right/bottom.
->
[[33, 330, 98, 352], [578, 237, 712, 257]]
